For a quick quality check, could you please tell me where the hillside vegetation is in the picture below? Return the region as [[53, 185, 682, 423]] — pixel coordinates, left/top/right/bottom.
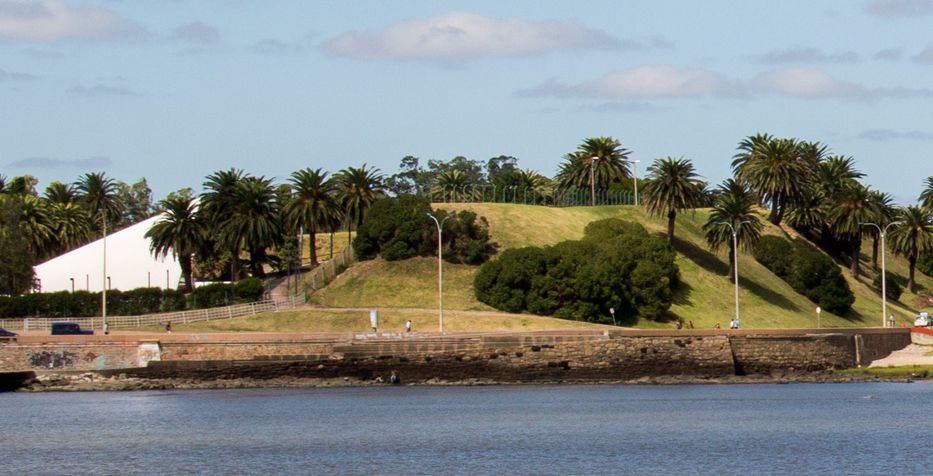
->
[[309, 203, 931, 329]]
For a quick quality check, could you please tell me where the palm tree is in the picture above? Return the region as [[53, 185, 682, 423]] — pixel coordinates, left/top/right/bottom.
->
[[827, 182, 877, 277], [555, 137, 633, 192], [732, 136, 809, 225], [220, 176, 282, 278], [145, 195, 205, 292], [642, 157, 705, 245], [48, 202, 91, 255], [43, 181, 77, 205], [703, 179, 763, 282], [432, 170, 473, 202], [335, 164, 385, 246], [866, 190, 897, 271], [201, 169, 246, 280], [74, 172, 123, 230], [921, 176, 933, 210], [19, 195, 54, 259], [286, 168, 340, 266], [889, 206, 933, 293]]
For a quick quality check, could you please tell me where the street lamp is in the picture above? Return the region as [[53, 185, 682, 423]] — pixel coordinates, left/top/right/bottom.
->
[[860, 221, 903, 327], [589, 156, 599, 206], [426, 213, 450, 333], [101, 213, 108, 335], [714, 220, 753, 328], [621, 159, 640, 206]]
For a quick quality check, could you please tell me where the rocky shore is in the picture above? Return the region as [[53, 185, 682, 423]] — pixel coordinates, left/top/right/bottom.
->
[[14, 370, 919, 392]]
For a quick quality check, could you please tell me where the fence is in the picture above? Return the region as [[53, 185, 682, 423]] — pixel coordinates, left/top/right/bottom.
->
[[428, 185, 635, 207], [0, 297, 301, 332], [303, 245, 355, 294]]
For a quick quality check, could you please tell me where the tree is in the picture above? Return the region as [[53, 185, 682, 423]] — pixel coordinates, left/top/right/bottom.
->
[[74, 172, 123, 231], [286, 168, 340, 266], [921, 176, 933, 210], [385, 156, 430, 196], [335, 164, 385, 246], [0, 197, 35, 294], [866, 190, 897, 271], [43, 181, 77, 205], [18, 195, 54, 259], [827, 182, 876, 277], [703, 180, 763, 282], [220, 176, 282, 278], [7, 175, 39, 196], [145, 195, 205, 292], [732, 136, 810, 225], [201, 169, 246, 280], [888, 206, 933, 293], [642, 157, 704, 244], [432, 170, 474, 202], [48, 202, 91, 255], [116, 178, 154, 225], [556, 137, 632, 191]]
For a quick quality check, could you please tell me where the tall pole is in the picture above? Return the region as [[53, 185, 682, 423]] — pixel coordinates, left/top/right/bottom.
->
[[861, 221, 903, 327], [101, 213, 108, 334], [427, 213, 450, 333], [589, 156, 599, 206], [715, 220, 753, 326]]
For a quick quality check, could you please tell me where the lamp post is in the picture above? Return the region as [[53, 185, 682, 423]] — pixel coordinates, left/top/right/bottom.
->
[[714, 220, 753, 327], [427, 213, 450, 333], [589, 156, 599, 206], [101, 213, 108, 335], [69, 278, 74, 293], [621, 159, 640, 206], [860, 221, 903, 327]]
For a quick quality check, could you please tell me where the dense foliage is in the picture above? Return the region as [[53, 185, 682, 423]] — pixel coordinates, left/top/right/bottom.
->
[[474, 219, 678, 323], [353, 196, 494, 264], [871, 272, 903, 301], [753, 236, 854, 314], [0, 278, 264, 318]]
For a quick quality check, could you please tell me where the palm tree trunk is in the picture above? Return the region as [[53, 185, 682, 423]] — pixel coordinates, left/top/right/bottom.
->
[[230, 246, 238, 282], [769, 193, 781, 225], [728, 240, 736, 284], [667, 209, 676, 245], [179, 254, 193, 292], [909, 255, 917, 293], [309, 227, 317, 266], [849, 238, 861, 277], [871, 236, 879, 271]]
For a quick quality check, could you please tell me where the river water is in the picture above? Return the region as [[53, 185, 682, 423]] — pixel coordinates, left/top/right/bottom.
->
[[1, 382, 931, 475]]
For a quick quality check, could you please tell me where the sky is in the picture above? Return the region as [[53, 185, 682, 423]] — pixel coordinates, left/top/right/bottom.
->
[[2, 0, 933, 204]]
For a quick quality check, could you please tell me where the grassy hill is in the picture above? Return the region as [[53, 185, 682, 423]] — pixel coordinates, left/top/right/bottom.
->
[[308, 203, 931, 330]]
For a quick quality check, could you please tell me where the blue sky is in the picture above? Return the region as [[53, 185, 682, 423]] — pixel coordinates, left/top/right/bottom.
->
[[2, 0, 933, 204]]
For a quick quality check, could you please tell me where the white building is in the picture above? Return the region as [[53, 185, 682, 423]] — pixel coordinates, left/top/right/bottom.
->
[[34, 214, 181, 293]]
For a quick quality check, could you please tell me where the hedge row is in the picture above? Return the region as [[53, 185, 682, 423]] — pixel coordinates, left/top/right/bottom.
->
[[753, 236, 854, 314], [0, 278, 265, 318]]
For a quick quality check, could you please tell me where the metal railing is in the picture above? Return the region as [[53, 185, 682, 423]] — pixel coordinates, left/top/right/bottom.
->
[[303, 245, 355, 294], [0, 297, 303, 332]]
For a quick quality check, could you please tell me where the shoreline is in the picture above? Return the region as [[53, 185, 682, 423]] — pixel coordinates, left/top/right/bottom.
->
[[13, 370, 922, 392]]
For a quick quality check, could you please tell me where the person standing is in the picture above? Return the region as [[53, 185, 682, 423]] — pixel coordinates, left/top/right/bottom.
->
[[405, 320, 412, 333], [730, 317, 739, 330]]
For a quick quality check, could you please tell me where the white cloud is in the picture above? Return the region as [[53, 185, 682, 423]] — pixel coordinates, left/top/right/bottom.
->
[[323, 11, 624, 62], [0, 0, 144, 43], [752, 67, 933, 99], [755, 47, 859, 64], [9, 156, 111, 169], [874, 47, 903, 61], [0, 67, 35, 80], [70, 84, 135, 96], [171, 21, 219, 45], [865, 0, 933, 17], [519, 66, 735, 99]]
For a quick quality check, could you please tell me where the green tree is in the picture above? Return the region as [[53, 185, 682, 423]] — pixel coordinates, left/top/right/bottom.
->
[[335, 164, 385, 246], [642, 157, 705, 244], [220, 177, 282, 278], [286, 168, 340, 265], [732, 135, 810, 225], [888, 206, 933, 293], [48, 202, 91, 255], [866, 190, 897, 271], [0, 197, 35, 294], [145, 195, 206, 292], [43, 181, 77, 205], [921, 176, 933, 210], [74, 172, 123, 231], [432, 170, 474, 202], [827, 182, 876, 277], [116, 178, 154, 225], [19, 195, 54, 259], [201, 169, 247, 280], [556, 137, 632, 192], [703, 180, 763, 282]]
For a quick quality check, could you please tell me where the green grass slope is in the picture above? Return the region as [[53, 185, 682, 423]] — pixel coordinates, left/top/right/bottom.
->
[[310, 203, 931, 329]]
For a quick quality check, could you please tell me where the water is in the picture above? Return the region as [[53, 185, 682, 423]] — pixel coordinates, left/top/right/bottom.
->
[[1, 382, 931, 475]]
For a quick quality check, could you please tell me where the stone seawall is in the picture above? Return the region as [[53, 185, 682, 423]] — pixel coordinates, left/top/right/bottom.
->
[[0, 329, 913, 385]]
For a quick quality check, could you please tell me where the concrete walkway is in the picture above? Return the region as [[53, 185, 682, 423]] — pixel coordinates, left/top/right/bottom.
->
[[869, 343, 933, 367]]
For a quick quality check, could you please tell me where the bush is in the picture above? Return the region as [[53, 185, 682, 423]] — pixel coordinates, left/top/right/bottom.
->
[[918, 252, 933, 278], [872, 272, 903, 301], [754, 236, 854, 314], [353, 196, 495, 265], [475, 219, 678, 323]]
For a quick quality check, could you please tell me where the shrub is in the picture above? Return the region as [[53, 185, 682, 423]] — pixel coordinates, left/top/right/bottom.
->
[[918, 252, 933, 278], [872, 272, 903, 301], [474, 219, 678, 323], [754, 236, 854, 314]]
